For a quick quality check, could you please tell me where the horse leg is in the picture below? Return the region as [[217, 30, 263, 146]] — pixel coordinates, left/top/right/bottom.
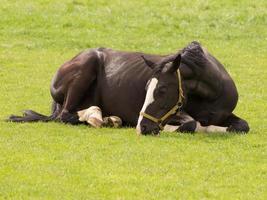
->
[[190, 113, 250, 134], [194, 122, 227, 133], [164, 122, 228, 133], [59, 78, 97, 124], [59, 88, 87, 124], [77, 106, 104, 127], [77, 106, 123, 128], [220, 113, 250, 133], [164, 112, 229, 133], [57, 53, 99, 124], [164, 112, 197, 133]]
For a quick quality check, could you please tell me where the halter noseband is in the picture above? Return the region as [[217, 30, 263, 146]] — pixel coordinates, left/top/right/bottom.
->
[[140, 69, 184, 130]]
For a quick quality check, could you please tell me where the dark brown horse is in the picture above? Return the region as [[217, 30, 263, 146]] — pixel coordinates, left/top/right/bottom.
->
[[9, 41, 249, 134]]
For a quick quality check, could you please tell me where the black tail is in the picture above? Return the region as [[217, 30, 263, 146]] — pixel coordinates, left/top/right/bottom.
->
[[8, 110, 56, 123], [7, 101, 60, 123]]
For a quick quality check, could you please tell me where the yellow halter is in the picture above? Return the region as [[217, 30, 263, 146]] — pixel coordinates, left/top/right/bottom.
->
[[140, 69, 184, 130]]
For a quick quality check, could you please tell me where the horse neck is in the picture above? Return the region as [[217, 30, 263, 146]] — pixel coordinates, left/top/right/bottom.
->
[[180, 66, 222, 100]]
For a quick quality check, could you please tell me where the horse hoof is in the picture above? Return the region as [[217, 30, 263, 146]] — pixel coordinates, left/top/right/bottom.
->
[[178, 121, 196, 133], [103, 116, 122, 128], [226, 124, 249, 133]]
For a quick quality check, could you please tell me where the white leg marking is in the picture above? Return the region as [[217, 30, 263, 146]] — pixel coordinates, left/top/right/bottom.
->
[[195, 122, 227, 133], [77, 106, 104, 128], [136, 78, 158, 134], [163, 122, 227, 133], [163, 124, 180, 132]]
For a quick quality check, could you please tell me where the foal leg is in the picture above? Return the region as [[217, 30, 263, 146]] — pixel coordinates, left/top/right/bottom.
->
[[221, 113, 250, 133]]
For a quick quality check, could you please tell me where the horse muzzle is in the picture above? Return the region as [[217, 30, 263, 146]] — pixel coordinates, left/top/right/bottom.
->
[[136, 119, 160, 135]]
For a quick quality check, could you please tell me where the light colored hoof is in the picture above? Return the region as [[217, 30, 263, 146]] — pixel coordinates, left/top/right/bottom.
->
[[103, 116, 122, 128], [77, 106, 103, 128]]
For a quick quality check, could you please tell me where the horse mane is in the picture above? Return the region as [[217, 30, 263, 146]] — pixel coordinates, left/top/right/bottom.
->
[[151, 41, 208, 75], [181, 41, 208, 68]]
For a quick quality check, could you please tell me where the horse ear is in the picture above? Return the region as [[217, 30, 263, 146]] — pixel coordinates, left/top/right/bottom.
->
[[168, 54, 181, 73], [141, 55, 156, 69]]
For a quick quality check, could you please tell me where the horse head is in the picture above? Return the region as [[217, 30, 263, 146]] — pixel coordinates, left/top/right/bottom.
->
[[136, 53, 183, 135]]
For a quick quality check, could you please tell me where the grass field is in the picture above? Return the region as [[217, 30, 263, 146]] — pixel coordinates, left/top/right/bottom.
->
[[0, 0, 267, 199]]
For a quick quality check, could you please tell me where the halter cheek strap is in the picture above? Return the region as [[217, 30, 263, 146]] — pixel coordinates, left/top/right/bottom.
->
[[140, 69, 184, 130]]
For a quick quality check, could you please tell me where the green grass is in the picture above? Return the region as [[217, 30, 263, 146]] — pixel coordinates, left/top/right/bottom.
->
[[0, 0, 267, 199]]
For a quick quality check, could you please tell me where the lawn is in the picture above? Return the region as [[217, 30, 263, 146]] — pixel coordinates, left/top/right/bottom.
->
[[0, 0, 267, 199]]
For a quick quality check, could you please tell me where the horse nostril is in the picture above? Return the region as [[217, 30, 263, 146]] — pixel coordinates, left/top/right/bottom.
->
[[153, 127, 160, 135], [141, 125, 147, 134]]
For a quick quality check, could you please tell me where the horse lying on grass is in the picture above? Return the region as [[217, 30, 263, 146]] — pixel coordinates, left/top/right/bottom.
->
[[8, 41, 249, 135]]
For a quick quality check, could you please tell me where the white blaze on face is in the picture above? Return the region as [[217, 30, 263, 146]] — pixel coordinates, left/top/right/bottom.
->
[[136, 78, 158, 134]]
